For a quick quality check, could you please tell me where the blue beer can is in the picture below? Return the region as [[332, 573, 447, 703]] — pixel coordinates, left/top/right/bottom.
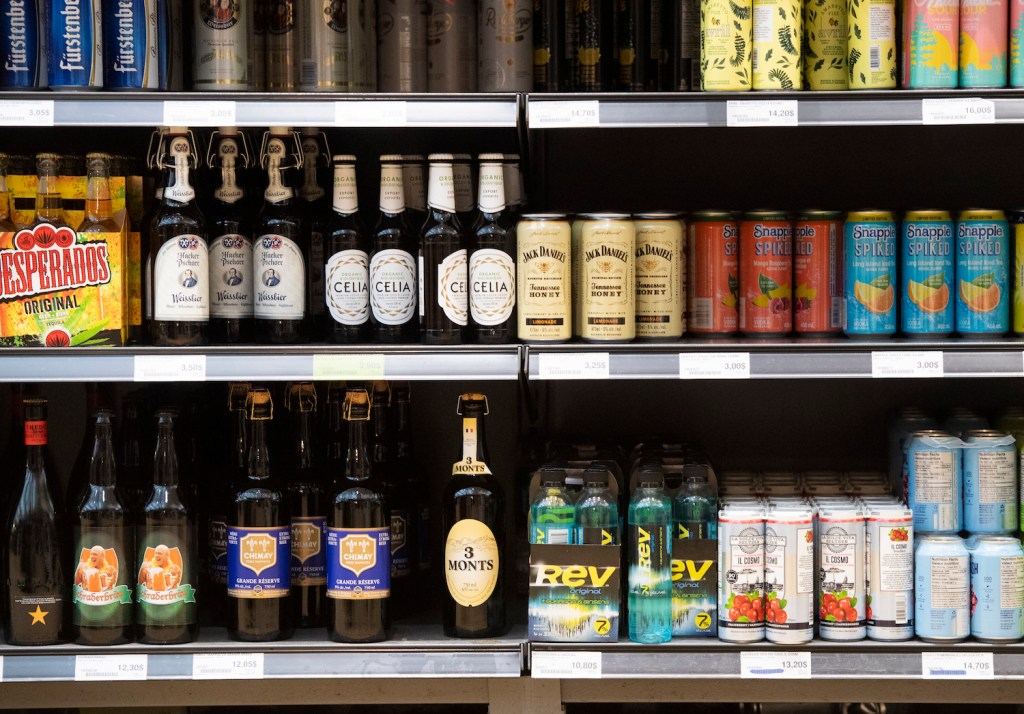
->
[[915, 534, 970, 642], [905, 430, 962, 534], [102, 0, 160, 90], [962, 429, 1018, 534], [956, 209, 1010, 336], [0, 0, 45, 89], [844, 210, 898, 337], [46, 0, 103, 89], [967, 535, 1024, 642]]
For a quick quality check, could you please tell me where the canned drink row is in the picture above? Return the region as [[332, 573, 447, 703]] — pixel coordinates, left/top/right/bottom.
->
[[719, 469, 890, 498]]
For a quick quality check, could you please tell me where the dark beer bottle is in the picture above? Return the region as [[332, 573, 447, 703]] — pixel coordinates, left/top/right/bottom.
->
[[299, 128, 331, 336], [322, 381, 347, 492], [285, 383, 327, 629], [117, 393, 151, 513], [136, 411, 198, 644], [402, 154, 427, 230], [502, 154, 525, 222], [370, 155, 419, 343], [227, 388, 293, 641], [254, 127, 306, 344], [327, 388, 390, 643], [453, 153, 476, 229], [468, 154, 517, 343], [393, 383, 429, 601], [66, 385, 111, 514], [325, 155, 370, 343], [442, 393, 506, 638], [4, 398, 67, 645], [420, 154, 468, 345], [149, 127, 211, 346]]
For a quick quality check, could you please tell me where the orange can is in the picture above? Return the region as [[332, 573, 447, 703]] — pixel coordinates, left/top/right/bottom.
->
[[687, 211, 739, 335], [740, 211, 793, 335], [794, 211, 844, 335]]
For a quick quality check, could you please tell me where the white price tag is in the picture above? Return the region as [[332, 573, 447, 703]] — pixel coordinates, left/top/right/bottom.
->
[[679, 352, 751, 379], [726, 100, 798, 127], [192, 653, 265, 680], [740, 651, 812, 679], [0, 100, 54, 127], [922, 98, 995, 125], [922, 652, 994, 679], [532, 651, 602, 679], [528, 101, 601, 129], [75, 655, 148, 682], [335, 101, 408, 127], [537, 352, 610, 379], [871, 351, 943, 378], [312, 353, 386, 380], [134, 355, 207, 382], [163, 100, 237, 127]]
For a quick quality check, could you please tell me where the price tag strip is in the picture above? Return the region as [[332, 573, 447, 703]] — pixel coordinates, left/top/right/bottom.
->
[[922, 98, 995, 126], [921, 652, 994, 679], [871, 351, 944, 378], [134, 354, 207, 382], [335, 101, 408, 127], [532, 651, 602, 679], [163, 100, 237, 127], [537, 352, 610, 379], [0, 100, 55, 127], [312, 353, 386, 380], [726, 100, 799, 128], [75, 654, 148, 682], [192, 652, 265, 680], [740, 651, 812, 679], [680, 352, 751, 379], [528, 101, 601, 129]]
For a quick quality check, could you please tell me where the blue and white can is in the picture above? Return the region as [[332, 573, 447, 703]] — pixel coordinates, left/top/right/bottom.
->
[[905, 430, 963, 534], [46, 0, 103, 89], [967, 535, 1024, 642], [0, 0, 45, 89], [963, 430, 1018, 534], [915, 533, 970, 642], [102, 0, 160, 90]]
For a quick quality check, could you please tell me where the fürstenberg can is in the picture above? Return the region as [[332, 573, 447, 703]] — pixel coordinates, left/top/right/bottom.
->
[[577, 213, 635, 343], [865, 506, 914, 641], [299, 0, 348, 91], [427, 0, 476, 92], [103, 0, 161, 90], [517, 213, 572, 343], [378, 0, 428, 91], [963, 429, 1018, 534], [905, 430, 962, 534], [764, 507, 815, 644], [0, 0, 45, 89], [193, 0, 251, 90], [967, 535, 1024, 642], [915, 533, 970, 641], [47, 0, 103, 89], [718, 507, 766, 643], [266, 0, 299, 91], [818, 505, 867, 641], [478, 0, 532, 91], [634, 213, 685, 340]]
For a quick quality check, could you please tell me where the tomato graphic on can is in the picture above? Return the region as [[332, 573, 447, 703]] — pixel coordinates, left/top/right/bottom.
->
[[740, 211, 793, 335]]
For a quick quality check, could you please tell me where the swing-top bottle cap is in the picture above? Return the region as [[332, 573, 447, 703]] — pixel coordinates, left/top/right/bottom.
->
[[457, 393, 489, 415], [228, 382, 252, 411], [343, 388, 372, 421], [245, 388, 273, 421], [286, 382, 317, 413]]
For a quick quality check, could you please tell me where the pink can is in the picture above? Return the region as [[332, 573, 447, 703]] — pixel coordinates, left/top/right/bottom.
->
[[959, 0, 1008, 87]]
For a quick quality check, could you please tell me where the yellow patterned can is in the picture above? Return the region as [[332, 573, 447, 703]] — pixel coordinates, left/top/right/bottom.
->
[[701, 0, 753, 90], [752, 0, 803, 89], [847, 0, 897, 88], [634, 213, 686, 340], [804, 0, 848, 89]]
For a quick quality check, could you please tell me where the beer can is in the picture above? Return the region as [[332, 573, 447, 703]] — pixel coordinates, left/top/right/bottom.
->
[[103, 0, 161, 90], [945, 407, 989, 437], [956, 209, 1009, 336], [1, 0, 45, 89], [266, 0, 299, 91], [901, 0, 958, 88], [378, 0, 428, 91], [764, 507, 815, 644], [865, 506, 914, 641], [740, 210, 792, 336], [193, 0, 251, 90], [1013, 0, 1024, 85], [687, 210, 738, 335], [614, 0, 645, 90], [915, 534, 970, 642], [962, 429, 1018, 534], [252, 0, 266, 89], [517, 213, 572, 343], [817, 505, 866, 641], [844, 210, 897, 337], [576, 213, 635, 342], [157, 0, 183, 90], [847, 0, 896, 89], [634, 212, 685, 340], [967, 535, 1024, 642], [1013, 209, 1024, 334], [803, 0, 846, 89], [905, 429, 962, 534], [349, 0, 377, 91], [718, 507, 766, 643], [478, 0, 532, 91], [299, 0, 348, 91], [901, 210, 954, 336], [47, 0, 103, 89], [752, 0, 802, 90], [427, 0, 475, 92], [532, 0, 560, 91], [959, 0, 1007, 87], [888, 408, 936, 496], [794, 211, 843, 335], [701, 0, 752, 90]]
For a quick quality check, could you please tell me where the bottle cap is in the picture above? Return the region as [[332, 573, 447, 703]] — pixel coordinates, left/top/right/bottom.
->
[[403, 154, 425, 161], [24, 397, 47, 421], [343, 388, 372, 421], [478, 153, 504, 162], [371, 380, 391, 406], [428, 153, 454, 162], [245, 388, 274, 421], [380, 154, 404, 163], [300, 127, 319, 136], [453, 153, 472, 161], [227, 382, 252, 411], [218, 126, 239, 135], [332, 154, 357, 163], [269, 126, 292, 135], [457, 393, 489, 415], [286, 382, 318, 413]]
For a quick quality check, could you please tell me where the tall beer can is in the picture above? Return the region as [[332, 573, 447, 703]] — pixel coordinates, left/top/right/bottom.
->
[[350, 0, 377, 91], [253, 0, 266, 89], [672, 0, 700, 90], [103, 0, 161, 90], [193, 0, 251, 90], [959, 0, 1007, 87], [803, 0, 847, 89], [615, 0, 646, 90], [533, 0, 561, 90], [847, 0, 896, 88], [0, 0, 46, 89], [300, 0, 348, 91], [158, 0, 183, 90], [573, 0, 603, 89], [378, 0, 428, 91], [751, 0, 802, 89], [47, 0, 103, 89], [701, 0, 752, 90], [266, 0, 299, 91], [479, 0, 533, 90], [428, 0, 476, 92]]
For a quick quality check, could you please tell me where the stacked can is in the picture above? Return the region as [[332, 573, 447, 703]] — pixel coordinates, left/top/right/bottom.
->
[[817, 504, 867, 641], [904, 430, 962, 534], [718, 506, 766, 642], [888, 408, 937, 498], [966, 535, 1024, 642], [962, 430, 1018, 533], [865, 505, 914, 640], [915, 533, 971, 641], [764, 505, 815, 643]]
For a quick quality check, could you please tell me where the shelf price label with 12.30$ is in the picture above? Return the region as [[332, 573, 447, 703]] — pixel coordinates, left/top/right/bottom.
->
[[74, 654, 148, 681]]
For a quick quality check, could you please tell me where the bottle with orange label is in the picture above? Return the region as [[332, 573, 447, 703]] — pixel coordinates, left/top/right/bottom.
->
[[794, 211, 844, 336], [687, 211, 739, 335], [740, 211, 793, 336]]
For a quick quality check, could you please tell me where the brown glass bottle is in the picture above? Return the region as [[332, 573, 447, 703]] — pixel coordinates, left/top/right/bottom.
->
[[78, 153, 120, 233], [468, 154, 517, 344], [322, 381, 347, 493], [299, 128, 331, 336], [227, 388, 293, 642], [0, 153, 15, 232], [66, 385, 112, 514], [420, 154, 468, 345], [442, 393, 506, 638], [30, 153, 70, 229], [325, 155, 370, 343], [393, 383, 429, 604], [117, 393, 151, 514], [370, 155, 419, 343], [453, 154, 476, 229], [327, 388, 390, 643], [402, 155, 427, 231]]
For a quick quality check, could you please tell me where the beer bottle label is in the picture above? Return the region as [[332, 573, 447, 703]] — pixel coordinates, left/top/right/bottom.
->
[[72, 527, 133, 627], [254, 234, 306, 319], [136, 526, 198, 625], [444, 518, 500, 607], [153, 234, 210, 321], [290, 516, 327, 586], [326, 526, 391, 599], [208, 518, 228, 585], [369, 249, 417, 325], [469, 248, 515, 326], [438, 248, 468, 326], [390, 509, 412, 579], [326, 249, 370, 325], [227, 525, 291, 598], [209, 234, 254, 318]]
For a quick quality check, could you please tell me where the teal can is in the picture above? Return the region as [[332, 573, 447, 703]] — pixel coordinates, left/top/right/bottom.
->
[[956, 209, 1010, 336], [901, 210, 954, 336], [844, 210, 898, 337]]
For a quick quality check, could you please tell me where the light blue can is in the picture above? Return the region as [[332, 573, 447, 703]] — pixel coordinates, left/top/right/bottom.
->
[[844, 211, 898, 337], [901, 210, 954, 336], [956, 210, 1010, 336], [967, 535, 1024, 642], [915, 534, 970, 642], [905, 430, 962, 534], [963, 430, 1018, 534]]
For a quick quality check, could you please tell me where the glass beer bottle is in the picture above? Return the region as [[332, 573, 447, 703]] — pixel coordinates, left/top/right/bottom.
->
[[370, 155, 419, 343], [325, 155, 370, 343], [468, 153, 517, 343], [420, 154, 468, 345], [77, 153, 120, 233]]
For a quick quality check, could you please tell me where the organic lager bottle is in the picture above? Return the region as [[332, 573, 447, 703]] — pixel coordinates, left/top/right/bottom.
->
[[403, 155, 427, 230], [78, 153, 120, 233], [529, 471, 574, 545], [468, 153, 516, 343], [575, 471, 620, 545], [370, 155, 419, 343], [628, 468, 672, 644], [325, 155, 370, 343], [420, 154, 468, 345], [453, 153, 476, 229]]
